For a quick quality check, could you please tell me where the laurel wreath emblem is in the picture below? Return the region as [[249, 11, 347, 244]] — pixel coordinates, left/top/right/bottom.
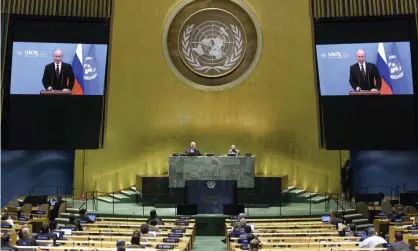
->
[[181, 24, 243, 73]]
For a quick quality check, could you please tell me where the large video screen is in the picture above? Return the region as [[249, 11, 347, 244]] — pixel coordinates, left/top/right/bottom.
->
[[11, 42, 108, 95], [317, 42, 414, 96], [314, 16, 418, 150], [1, 17, 110, 149]]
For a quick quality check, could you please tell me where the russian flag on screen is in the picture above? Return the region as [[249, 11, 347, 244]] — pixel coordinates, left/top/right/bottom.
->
[[375, 43, 393, 95], [71, 44, 84, 95]]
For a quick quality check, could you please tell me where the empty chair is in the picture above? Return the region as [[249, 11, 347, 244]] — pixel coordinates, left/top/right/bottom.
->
[[380, 201, 393, 214], [356, 202, 369, 219], [404, 205, 417, 214], [21, 204, 32, 217]]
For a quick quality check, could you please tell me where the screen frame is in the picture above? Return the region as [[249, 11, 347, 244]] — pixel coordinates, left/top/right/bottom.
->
[[312, 15, 418, 150], [1, 15, 111, 149]]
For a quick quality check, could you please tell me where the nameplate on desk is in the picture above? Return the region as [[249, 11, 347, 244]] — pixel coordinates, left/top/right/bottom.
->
[[0, 224, 12, 228], [35, 211, 46, 214], [18, 223, 26, 226], [378, 212, 387, 216], [238, 239, 248, 244], [18, 216, 29, 221], [175, 221, 189, 226], [35, 235, 51, 240], [392, 219, 404, 222], [163, 238, 180, 243], [78, 220, 87, 223], [178, 216, 190, 219], [171, 228, 185, 233], [354, 231, 365, 237], [156, 244, 175, 249], [60, 227, 77, 231], [230, 216, 238, 220], [407, 226, 418, 230], [168, 233, 183, 238]]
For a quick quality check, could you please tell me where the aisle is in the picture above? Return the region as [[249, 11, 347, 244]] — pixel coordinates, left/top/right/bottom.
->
[[193, 236, 227, 251]]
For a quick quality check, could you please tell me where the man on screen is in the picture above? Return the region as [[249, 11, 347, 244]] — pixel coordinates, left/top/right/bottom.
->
[[349, 50, 381, 92], [42, 49, 75, 92]]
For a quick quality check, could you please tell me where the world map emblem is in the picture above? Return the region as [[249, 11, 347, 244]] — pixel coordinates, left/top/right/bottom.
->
[[179, 9, 247, 78], [163, 0, 262, 91]]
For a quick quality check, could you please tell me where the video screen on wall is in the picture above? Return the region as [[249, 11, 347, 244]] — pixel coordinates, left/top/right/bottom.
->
[[11, 42, 108, 95], [1, 17, 110, 149], [317, 42, 414, 96], [314, 17, 418, 150]]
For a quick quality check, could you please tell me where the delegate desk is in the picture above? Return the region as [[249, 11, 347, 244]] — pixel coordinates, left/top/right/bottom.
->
[[169, 156, 255, 188]]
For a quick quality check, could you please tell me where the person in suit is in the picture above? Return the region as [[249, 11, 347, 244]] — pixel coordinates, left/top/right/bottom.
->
[[42, 49, 75, 92], [349, 50, 382, 92], [17, 227, 37, 246], [387, 231, 411, 251], [146, 210, 163, 225], [227, 145, 240, 156], [341, 160, 353, 202], [185, 141, 201, 156], [1, 234, 17, 251], [148, 219, 159, 232]]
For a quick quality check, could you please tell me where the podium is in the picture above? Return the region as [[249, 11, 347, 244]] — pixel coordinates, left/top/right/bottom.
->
[[169, 156, 255, 188], [40, 90, 72, 95], [185, 180, 237, 214], [349, 91, 380, 96]]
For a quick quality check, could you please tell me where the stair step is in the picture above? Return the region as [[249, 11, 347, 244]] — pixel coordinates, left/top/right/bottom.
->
[[356, 223, 374, 229], [61, 212, 80, 217], [120, 190, 138, 196], [66, 208, 93, 213], [289, 189, 306, 195], [312, 196, 329, 203], [344, 213, 363, 219], [298, 193, 317, 198], [282, 186, 297, 193], [337, 208, 356, 214], [352, 218, 369, 224], [55, 217, 69, 223], [98, 196, 117, 203], [109, 193, 129, 199]]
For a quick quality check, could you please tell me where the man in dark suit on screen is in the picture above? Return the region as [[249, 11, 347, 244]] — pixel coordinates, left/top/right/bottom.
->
[[349, 49, 381, 92], [185, 141, 201, 156], [42, 49, 75, 92]]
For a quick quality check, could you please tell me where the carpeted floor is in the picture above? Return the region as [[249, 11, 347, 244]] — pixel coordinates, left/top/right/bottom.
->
[[193, 236, 227, 251]]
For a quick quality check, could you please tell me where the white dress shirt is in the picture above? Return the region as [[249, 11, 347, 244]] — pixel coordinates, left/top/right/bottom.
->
[[359, 235, 387, 248], [358, 63, 366, 74]]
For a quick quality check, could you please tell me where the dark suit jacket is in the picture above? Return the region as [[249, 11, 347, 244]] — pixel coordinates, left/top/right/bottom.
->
[[42, 62, 75, 91], [340, 166, 353, 186], [349, 62, 382, 91], [388, 241, 411, 251], [185, 148, 201, 156]]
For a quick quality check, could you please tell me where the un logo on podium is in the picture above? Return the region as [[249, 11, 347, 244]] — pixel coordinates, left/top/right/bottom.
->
[[207, 181, 216, 189], [163, 0, 262, 91]]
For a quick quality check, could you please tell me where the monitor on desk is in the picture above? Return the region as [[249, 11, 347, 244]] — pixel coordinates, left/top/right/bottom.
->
[[321, 215, 330, 223], [52, 231, 64, 240], [87, 214, 96, 222]]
